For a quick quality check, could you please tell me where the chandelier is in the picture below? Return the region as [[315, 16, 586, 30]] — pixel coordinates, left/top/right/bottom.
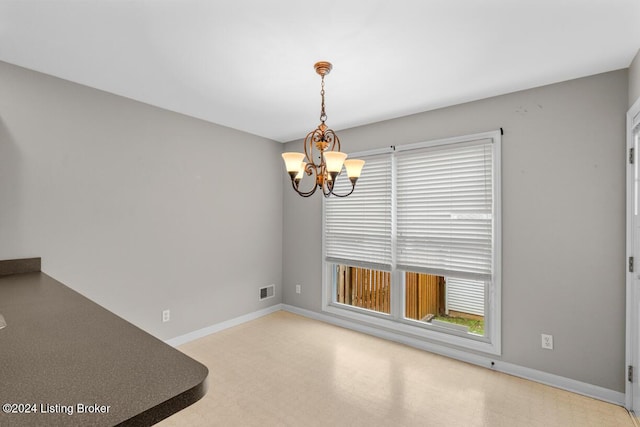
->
[[281, 61, 365, 197]]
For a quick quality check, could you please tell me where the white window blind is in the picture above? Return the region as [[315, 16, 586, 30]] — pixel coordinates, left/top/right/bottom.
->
[[396, 139, 494, 280], [324, 153, 392, 270]]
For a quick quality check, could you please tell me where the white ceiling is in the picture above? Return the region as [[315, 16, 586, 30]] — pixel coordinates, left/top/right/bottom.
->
[[1, 1, 639, 142]]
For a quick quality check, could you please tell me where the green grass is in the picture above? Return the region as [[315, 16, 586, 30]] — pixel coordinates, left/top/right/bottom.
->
[[434, 315, 484, 335]]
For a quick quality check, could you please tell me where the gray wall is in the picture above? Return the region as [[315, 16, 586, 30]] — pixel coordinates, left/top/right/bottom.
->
[[0, 61, 283, 340], [283, 70, 628, 392], [630, 49, 640, 107]]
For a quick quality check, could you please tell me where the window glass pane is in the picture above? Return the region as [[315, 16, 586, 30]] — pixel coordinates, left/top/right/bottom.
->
[[334, 264, 390, 314], [403, 272, 485, 336]]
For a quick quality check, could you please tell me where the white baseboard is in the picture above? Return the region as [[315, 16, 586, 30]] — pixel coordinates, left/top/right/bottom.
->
[[281, 304, 625, 406], [165, 303, 283, 347], [497, 359, 625, 406]]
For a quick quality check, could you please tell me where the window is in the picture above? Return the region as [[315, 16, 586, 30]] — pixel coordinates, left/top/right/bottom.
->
[[323, 131, 501, 354]]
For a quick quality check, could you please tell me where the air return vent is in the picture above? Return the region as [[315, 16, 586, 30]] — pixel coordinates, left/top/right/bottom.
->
[[259, 285, 275, 301]]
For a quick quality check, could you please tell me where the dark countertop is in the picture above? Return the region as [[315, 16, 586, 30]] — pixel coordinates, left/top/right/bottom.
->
[[0, 271, 208, 426]]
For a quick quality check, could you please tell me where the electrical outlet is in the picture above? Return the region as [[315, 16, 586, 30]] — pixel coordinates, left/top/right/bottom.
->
[[162, 309, 170, 323], [541, 333, 553, 350], [295, 285, 301, 294]]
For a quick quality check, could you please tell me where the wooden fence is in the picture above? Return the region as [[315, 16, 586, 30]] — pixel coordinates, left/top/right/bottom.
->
[[405, 272, 445, 321], [336, 266, 445, 319], [336, 265, 391, 314]]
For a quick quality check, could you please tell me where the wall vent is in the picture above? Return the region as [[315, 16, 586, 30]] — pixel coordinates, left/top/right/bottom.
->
[[259, 285, 275, 301]]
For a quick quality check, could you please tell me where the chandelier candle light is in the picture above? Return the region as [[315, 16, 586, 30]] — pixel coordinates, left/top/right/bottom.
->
[[282, 61, 365, 197]]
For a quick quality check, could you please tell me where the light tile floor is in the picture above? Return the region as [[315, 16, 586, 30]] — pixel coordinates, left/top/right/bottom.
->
[[158, 311, 633, 427]]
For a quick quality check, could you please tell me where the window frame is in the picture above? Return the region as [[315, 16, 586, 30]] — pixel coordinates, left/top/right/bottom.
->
[[322, 130, 502, 355]]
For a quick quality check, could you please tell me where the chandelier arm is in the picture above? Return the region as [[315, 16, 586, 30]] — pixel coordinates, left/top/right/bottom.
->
[[290, 179, 318, 197], [309, 128, 327, 158], [303, 130, 316, 166], [289, 163, 321, 197], [327, 183, 356, 198], [320, 177, 332, 197], [321, 176, 358, 198], [323, 129, 340, 153], [303, 162, 314, 176]]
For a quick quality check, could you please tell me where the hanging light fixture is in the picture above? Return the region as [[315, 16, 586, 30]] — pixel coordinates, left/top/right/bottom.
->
[[282, 61, 365, 198]]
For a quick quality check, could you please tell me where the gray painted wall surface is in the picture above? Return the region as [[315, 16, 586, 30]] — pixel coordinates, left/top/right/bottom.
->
[[283, 70, 628, 392], [0, 61, 283, 340], [630, 49, 640, 108]]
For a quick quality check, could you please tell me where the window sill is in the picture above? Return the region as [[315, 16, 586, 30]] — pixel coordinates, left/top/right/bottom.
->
[[323, 302, 501, 356]]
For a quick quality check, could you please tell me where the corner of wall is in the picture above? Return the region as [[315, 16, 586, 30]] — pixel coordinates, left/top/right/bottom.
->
[[629, 48, 640, 108]]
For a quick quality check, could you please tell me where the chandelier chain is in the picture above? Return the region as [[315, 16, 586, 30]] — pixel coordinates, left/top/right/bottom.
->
[[320, 75, 327, 123]]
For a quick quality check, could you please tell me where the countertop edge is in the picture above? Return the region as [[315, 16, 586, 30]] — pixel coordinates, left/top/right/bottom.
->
[[0, 257, 41, 276], [116, 374, 209, 426]]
